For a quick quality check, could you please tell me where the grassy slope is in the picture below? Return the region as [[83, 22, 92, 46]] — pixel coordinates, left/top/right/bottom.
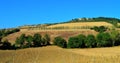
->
[[47, 22, 113, 28], [0, 46, 120, 63], [3, 30, 97, 44], [1, 22, 118, 63], [3, 22, 114, 44]]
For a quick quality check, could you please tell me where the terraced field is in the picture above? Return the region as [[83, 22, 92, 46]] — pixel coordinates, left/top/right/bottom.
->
[[47, 22, 113, 29], [3, 30, 97, 44]]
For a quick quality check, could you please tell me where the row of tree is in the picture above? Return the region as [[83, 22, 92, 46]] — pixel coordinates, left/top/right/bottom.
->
[[68, 17, 120, 27], [90, 26, 108, 32], [1, 30, 120, 50], [0, 28, 20, 38], [15, 33, 50, 49], [0, 33, 50, 50], [54, 31, 120, 48]]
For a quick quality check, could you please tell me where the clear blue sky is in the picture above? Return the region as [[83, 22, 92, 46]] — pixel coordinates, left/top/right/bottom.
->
[[0, 0, 120, 29]]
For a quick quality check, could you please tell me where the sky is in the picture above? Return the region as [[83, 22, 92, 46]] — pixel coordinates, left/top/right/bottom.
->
[[0, 0, 120, 29]]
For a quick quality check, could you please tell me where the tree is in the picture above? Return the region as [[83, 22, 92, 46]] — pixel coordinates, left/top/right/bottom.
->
[[77, 34, 86, 48], [91, 26, 107, 32], [85, 34, 96, 48], [68, 36, 79, 48], [114, 33, 120, 46], [96, 33, 112, 47], [109, 30, 119, 46], [33, 33, 42, 47], [0, 36, 2, 42], [53, 36, 67, 48], [15, 34, 26, 48], [43, 34, 50, 45], [1, 39, 11, 50], [25, 35, 33, 47], [68, 34, 86, 48]]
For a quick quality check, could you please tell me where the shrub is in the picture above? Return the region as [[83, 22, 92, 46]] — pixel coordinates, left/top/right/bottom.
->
[[115, 33, 120, 46], [68, 34, 86, 48], [53, 36, 67, 48], [43, 34, 50, 45], [33, 33, 42, 47], [0, 37, 2, 42], [0, 28, 20, 37], [91, 26, 107, 32], [85, 34, 96, 48], [68, 36, 79, 48], [1, 40, 11, 50], [96, 33, 112, 47], [109, 30, 119, 46], [15, 34, 26, 48], [25, 35, 33, 47], [77, 34, 86, 48]]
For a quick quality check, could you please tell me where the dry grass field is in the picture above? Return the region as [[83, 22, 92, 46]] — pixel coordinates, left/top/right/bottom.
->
[[0, 46, 120, 63], [47, 22, 113, 29], [1, 22, 119, 63], [3, 29, 98, 44]]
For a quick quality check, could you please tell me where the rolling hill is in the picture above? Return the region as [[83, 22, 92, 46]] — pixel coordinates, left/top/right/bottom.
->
[[1, 17, 120, 63], [47, 22, 113, 29], [0, 46, 120, 63]]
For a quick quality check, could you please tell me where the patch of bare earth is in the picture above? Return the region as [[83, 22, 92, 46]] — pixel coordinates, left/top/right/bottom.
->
[[3, 29, 97, 44]]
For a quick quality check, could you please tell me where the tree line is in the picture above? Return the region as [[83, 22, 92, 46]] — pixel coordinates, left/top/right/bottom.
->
[[53, 31, 120, 48], [0, 28, 20, 38], [0, 33, 50, 50], [90, 26, 108, 32], [1, 30, 120, 50]]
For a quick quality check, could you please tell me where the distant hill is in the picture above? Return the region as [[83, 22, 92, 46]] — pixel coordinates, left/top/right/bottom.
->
[[68, 17, 120, 23], [47, 22, 113, 29], [18, 17, 120, 30]]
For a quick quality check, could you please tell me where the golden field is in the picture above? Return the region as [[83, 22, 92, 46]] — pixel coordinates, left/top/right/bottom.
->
[[0, 46, 120, 63], [1, 22, 119, 63], [47, 22, 113, 29]]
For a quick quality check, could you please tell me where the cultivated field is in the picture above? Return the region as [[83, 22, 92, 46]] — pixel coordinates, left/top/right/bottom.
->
[[3, 29, 98, 44], [0, 46, 120, 63], [1, 22, 119, 63], [47, 22, 113, 29]]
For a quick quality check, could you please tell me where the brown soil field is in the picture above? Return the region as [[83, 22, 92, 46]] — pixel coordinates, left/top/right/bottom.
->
[[0, 46, 120, 63], [3, 29, 98, 44]]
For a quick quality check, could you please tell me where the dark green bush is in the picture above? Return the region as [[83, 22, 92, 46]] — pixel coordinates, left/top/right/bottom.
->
[[0, 40, 12, 50], [115, 34, 120, 46], [96, 33, 112, 47], [53, 36, 67, 48], [33, 33, 42, 47], [43, 34, 50, 45], [85, 34, 96, 48], [15, 34, 26, 48], [77, 34, 86, 48], [68, 36, 79, 48], [68, 34, 86, 48], [91, 26, 107, 32], [25, 35, 33, 47]]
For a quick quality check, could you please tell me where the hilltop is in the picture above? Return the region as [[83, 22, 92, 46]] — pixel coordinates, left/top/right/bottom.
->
[[2, 17, 120, 44], [18, 17, 120, 30]]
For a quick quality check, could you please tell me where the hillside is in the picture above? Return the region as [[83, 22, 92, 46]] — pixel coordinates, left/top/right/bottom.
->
[[0, 46, 120, 63], [3, 29, 97, 44], [2, 21, 114, 44], [19, 17, 120, 30], [1, 17, 120, 63], [47, 22, 113, 29]]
